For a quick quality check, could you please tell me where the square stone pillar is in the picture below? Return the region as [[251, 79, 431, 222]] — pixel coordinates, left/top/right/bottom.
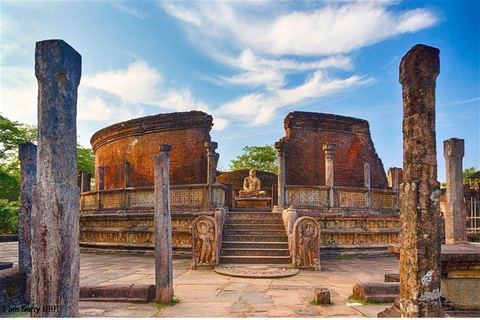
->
[[399, 44, 442, 317], [204, 141, 218, 205], [323, 143, 336, 208], [97, 166, 105, 190], [443, 138, 467, 244], [274, 140, 288, 209], [364, 163, 372, 208], [18, 142, 37, 302], [388, 167, 402, 210], [154, 144, 174, 304], [31, 39, 81, 317], [124, 161, 131, 188]]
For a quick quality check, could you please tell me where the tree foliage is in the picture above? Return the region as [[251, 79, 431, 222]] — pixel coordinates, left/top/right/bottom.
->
[[229, 145, 277, 174], [0, 115, 95, 234]]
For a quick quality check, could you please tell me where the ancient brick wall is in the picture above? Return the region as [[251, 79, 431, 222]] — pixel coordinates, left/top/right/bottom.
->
[[283, 112, 388, 189], [91, 111, 213, 189]]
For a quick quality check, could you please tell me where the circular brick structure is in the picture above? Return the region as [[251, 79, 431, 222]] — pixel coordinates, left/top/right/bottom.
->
[[90, 111, 213, 189]]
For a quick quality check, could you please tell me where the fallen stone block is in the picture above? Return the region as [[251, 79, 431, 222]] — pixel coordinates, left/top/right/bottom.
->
[[80, 284, 155, 303], [377, 298, 401, 318], [352, 282, 399, 303], [0, 267, 27, 314], [314, 287, 330, 304], [384, 274, 399, 282]]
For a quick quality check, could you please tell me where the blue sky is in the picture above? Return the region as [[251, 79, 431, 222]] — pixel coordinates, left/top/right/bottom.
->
[[1, 0, 479, 183]]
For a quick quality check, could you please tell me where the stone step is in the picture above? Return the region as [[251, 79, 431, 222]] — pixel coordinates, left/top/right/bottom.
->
[[225, 218, 283, 225], [227, 212, 282, 219], [223, 234, 288, 242], [230, 208, 272, 213], [220, 256, 292, 264], [223, 229, 287, 236], [222, 241, 288, 249], [221, 248, 290, 257], [223, 224, 285, 230]]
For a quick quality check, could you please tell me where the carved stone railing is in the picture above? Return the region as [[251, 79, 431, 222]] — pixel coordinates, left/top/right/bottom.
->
[[191, 207, 226, 269], [284, 185, 396, 209], [80, 183, 227, 211]]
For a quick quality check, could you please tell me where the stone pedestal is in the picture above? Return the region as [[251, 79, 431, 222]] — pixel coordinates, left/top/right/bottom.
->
[[323, 144, 336, 208], [154, 144, 174, 303], [398, 44, 442, 317], [31, 39, 81, 317], [443, 138, 467, 244]]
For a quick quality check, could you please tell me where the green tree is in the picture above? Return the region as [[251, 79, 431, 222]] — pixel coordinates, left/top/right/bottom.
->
[[77, 144, 95, 173], [441, 166, 478, 188], [229, 145, 277, 174]]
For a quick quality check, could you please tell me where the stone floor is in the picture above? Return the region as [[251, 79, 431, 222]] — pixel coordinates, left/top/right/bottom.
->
[[1, 242, 399, 317]]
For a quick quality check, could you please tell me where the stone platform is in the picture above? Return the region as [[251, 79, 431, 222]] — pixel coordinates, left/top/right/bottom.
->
[[1, 241, 399, 318]]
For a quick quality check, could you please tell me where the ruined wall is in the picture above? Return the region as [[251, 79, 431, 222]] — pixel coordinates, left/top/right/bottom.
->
[[91, 111, 213, 189], [283, 112, 388, 189]]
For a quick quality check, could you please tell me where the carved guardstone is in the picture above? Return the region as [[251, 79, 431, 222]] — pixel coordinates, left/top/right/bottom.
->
[[191, 216, 219, 269], [31, 39, 81, 317], [292, 217, 321, 270]]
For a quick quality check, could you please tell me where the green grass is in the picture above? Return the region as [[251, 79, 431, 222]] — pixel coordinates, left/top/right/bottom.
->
[[309, 299, 318, 306], [150, 298, 180, 311], [335, 255, 354, 260], [349, 297, 390, 306], [9, 312, 28, 318]]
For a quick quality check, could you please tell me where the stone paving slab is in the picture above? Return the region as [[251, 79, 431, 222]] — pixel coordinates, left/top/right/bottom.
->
[[1, 242, 399, 318]]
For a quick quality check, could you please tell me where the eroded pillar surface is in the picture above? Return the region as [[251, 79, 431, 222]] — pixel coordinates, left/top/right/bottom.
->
[[18, 143, 37, 277], [31, 39, 81, 317], [154, 144, 174, 303], [399, 44, 442, 317], [364, 163, 371, 208], [204, 141, 218, 205], [323, 143, 336, 207], [444, 138, 467, 244], [275, 140, 288, 208]]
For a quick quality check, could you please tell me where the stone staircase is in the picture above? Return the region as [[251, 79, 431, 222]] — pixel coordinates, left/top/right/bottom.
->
[[220, 209, 291, 264]]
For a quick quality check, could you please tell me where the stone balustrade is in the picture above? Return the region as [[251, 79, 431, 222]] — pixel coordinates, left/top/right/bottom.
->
[[80, 183, 227, 211]]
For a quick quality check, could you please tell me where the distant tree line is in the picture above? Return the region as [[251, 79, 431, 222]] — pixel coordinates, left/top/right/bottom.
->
[[0, 115, 94, 234]]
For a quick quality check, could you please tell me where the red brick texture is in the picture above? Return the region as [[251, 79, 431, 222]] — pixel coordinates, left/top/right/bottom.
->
[[91, 111, 213, 189], [283, 112, 388, 189]]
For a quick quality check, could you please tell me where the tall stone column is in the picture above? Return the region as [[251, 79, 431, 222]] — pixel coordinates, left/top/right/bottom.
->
[[18, 142, 37, 299], [204, 141, 218, 205], [154, 144, 174, 303], [388, 167, 402, 210], [124, 161, 131, 188], [444, 138, 467, 244], [79, 170, 90, 192], [399, 44, 442, 317], [97, 166, 105, 190], [364, 163, 371, 208], [275, 140, 288, 208], [323, 143, 336, 208], [31, 40, 81, 317]]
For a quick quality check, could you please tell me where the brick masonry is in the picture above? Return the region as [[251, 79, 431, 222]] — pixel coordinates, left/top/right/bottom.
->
[[91, 111, 213, 189], [282, 112, 388, 189]]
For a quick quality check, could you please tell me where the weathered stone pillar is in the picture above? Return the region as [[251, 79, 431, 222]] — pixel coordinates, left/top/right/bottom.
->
[[97, 166, 105, 190], [364, 163, 372, 208], [444, 138, 467, 244], [204, 141, 218, 205], [323, 143, 336, 208], [18, 142, 37, 299], [388, 167, 402, 210], [153, 144, 174, 303], [124, 161, 130, 188], [79, 170, 90, 192], [399, 44, 442, 317], [31, 39, 81, 317], [275, 140, 288, 208]]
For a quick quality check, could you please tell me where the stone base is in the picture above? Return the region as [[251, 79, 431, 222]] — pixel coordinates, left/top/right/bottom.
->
[[352, 282, 399, 303], [314, 287, 330, 304], [80, 284, 155, 303], [235, 197, 272, 208], [384, 274, 400, 282]]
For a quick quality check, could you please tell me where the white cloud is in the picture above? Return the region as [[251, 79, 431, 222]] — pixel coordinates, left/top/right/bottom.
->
[[110, 2, 148, 20], [161, 1, 438, 56]]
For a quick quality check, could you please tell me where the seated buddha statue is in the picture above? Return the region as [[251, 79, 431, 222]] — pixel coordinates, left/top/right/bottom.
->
[[238, 169, 266, 198]]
